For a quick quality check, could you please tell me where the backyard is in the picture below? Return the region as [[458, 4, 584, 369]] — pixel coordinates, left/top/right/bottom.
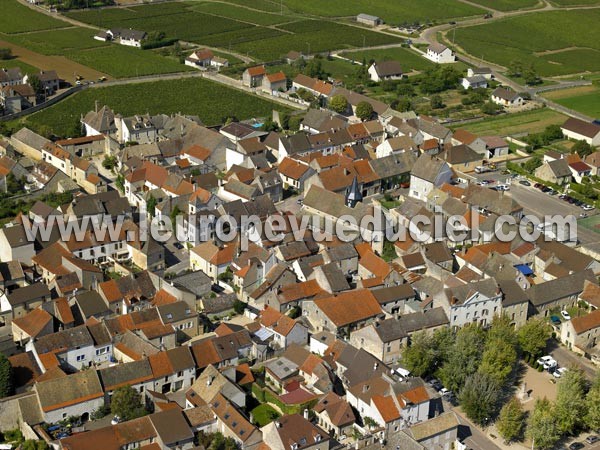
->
[[458, 108, 568, 136]]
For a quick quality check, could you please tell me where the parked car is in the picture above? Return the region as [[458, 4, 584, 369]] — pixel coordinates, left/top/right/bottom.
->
[[497, 184, 510, 191], [173, 242, 184, 250], [548, 189, 557, 195], [585, 435, 599, 444], [553, 367, 568, 378], [550, 315, 562, 326], [440, 388, 453, 397], [537, 355, 557, 370], [583, 204, 594, 211], [111, 416, 121, 425], [561, 310, 571, 320], [519, 180, 531, 186], [428, 379, 442, 391], [568, 442, 584, 450]]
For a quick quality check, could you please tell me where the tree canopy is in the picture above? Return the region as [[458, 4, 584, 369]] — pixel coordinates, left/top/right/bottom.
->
[[110, 385, 146, 421], [328, 95, 349, 114]]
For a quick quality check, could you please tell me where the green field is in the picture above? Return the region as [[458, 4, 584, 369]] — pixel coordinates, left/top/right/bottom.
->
[[543, 86, 600, 118], [340, 47, 435, 72], [24, 77, 291, 137], [464, 0, 539, 10], [67, 3, 401, 62], [459, 108, 567, 136], [188, 1, 296, 25], [550, 0, 600, 4], [274, 0, 484, 22], [67, 45, 193, 78], [231, 20, 401, 61], [0, 0, 65, 33], [453, 9, 600, 76], [2, 27, 107, 55], [0, 59, 39, 75]]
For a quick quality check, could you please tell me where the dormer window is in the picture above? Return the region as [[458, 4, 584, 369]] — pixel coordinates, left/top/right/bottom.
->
[[291, 444, 298, 450], [315, 435, 321, 443]]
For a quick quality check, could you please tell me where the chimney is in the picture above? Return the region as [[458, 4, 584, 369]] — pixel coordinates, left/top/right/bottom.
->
[[276, 421, 282, 428], [304, 408, 309, 420]]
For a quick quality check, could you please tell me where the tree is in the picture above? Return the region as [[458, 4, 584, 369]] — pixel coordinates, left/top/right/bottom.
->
[[585, 373, 600, 430], [0, 353, 13, 398], [170, 204, 182, 226], [328, 95, 349, 114], [355, 101, 373, 121], [146, 195, 157, 217], [430, 94, 444, 109], [401, 331, 435, 377], [481, 101, 502, 115], [496, 397, 525, 443], [115, 174, 125, 194], [508, 60, 523, 77], [261, 118, 279, 132], [478, 339, 517, 386], [110, 385, 146, 421], [459, 371, 501, 425], [526, 398, 560, 450], [487, 315, 518, 349], [355, 58, 369, 84], [0, 48, 12, 60], [22, 440, 48, 450], [518, 318, 550, 358], [102, 155, 117, 171], [571, 140, 594, 158], [28, 74, 42, 94], [523, 65, 541, 86], [555, 367, 587, 435], [233, 299, 246, 314], [438, 325, 485, 393], [393, 97, 412, 112], [522, 156, 543, 174]]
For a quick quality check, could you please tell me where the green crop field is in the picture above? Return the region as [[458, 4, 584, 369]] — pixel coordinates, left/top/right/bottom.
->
[[459, 108, 568, 136], [274, 0, 484, 22], [24, 77, 291, 137], [221, 0, 282, 12], [463, 0, 539, 10], [2, 27, 107, 55], [550, 0, 600, 4], [0, 0, 65, 33], [188, 1, 296, 26], [453, 9, 600, 76], [231, 20, 401, 61], [543, 86, 600, 118], [0, 59, 39, 75], [340, 47, 435, 73], [67, 45, 192, 78]]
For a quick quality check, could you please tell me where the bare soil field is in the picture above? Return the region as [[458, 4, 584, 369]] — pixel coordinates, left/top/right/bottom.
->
[[0, 39, 110, 82]]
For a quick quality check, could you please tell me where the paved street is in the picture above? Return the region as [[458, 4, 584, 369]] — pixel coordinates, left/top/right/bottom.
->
[[453, 409, 502, 450]]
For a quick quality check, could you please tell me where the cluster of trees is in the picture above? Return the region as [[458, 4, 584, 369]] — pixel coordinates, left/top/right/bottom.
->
[[0, 191, 72, 222], [524, 124, 564, 151], [520, 369, 600, 449], [197, 431, 237, 450], [419, 66, 462, 94], [110, 385, 147, 421], [0, 354, 13, 399], [571, 140, 594, 157], [0, 48, 12, 60], [508, 60, 541, 86], [402, 317, 550, 425]]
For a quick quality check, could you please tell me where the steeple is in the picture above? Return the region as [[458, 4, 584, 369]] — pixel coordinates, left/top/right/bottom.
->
[[345, 176, 363, 208]]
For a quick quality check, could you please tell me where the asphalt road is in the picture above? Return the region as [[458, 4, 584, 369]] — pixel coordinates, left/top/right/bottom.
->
[[454, 410, 502, 450]]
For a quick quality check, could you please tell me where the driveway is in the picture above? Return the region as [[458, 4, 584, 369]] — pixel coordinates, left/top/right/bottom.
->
[[548, 341, 598, 380]]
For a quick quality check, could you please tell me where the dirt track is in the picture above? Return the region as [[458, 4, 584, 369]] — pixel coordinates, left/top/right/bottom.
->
[[0, 39, 110, 82]]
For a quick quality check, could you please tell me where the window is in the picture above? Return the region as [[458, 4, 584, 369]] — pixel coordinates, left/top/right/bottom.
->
[[76, 355, 86, 362]]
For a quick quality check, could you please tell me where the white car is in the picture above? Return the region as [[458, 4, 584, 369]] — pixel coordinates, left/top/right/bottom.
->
[[537, 355, 557, 370], [496, 184, 510, 191], [440, 388, 453, 397], [553, 367, 568, 378], [583, 204, 594, 211], [561, 310, 571, 320], [111, 415, 121, 425]]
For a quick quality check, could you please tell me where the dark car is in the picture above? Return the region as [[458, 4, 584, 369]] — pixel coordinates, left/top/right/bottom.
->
[[586, 435, 599, 444], [568, 442, 584, 450], [519, 180, 531, 186], [542, 187, 551, 193], [550, 315, 562, 326], [173, 242, 184, 250], [534, 183, 543, 189]]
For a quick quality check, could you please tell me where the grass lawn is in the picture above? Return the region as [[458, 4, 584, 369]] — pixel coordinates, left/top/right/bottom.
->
[[0, 0, 66, 34], [543, 85, 600, 118], [464, 0, 539, 10], [453, 9, 600, 76], [276, 0, 484, 23], [550, 0, 600, 4], [67, 45, 192, 78], [2, 27, 108, 56], [459, 108, 567, 136], [24, 77, 292, 137], [340, 47, 435, 73], [250, 404, 280, 427]]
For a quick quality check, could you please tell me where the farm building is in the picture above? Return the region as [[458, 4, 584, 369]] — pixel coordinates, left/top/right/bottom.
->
[[561, 118, 600, 147], [461, 75, 487, 90], [357, 14, 383, 26], [95, 28, 147, 48], [491, 87, 523, 107], [368, 61, 403, 82], [425, 43, 455, 64]]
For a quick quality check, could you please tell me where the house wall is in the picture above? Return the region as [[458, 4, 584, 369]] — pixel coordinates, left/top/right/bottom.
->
[[448, 295, 502, 328], [43, 396, 104, 424], [0, 231, 35, 265], [562, 129, 600, 147]]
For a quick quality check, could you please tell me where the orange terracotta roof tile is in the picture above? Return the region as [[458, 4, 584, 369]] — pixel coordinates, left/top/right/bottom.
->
[[148, 351, 174, 378], [314, 289, 382, 327], [12, 308, 52, 338], [184, 145, 212, 161], [571, 309, 600, 334], [372, 395, 400, 423]]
